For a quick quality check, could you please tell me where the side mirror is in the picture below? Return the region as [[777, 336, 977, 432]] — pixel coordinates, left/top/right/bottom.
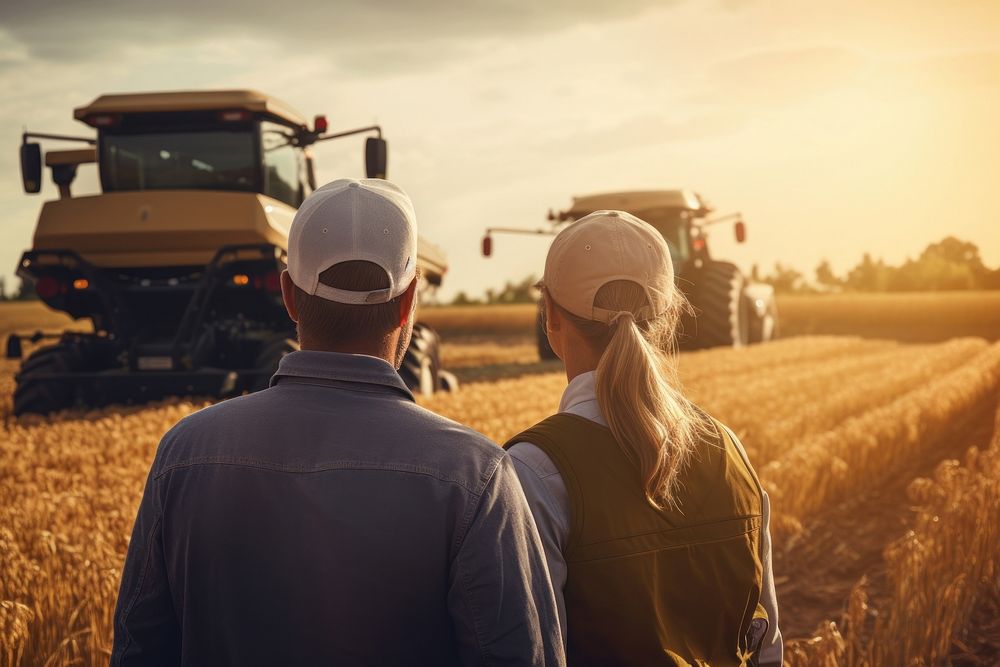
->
[[735, 220, 746, 243], [365, 137, 388, 179], [21, 142, 42, 194], [482, 235, 493, 257], [305, 155, 317, 191]]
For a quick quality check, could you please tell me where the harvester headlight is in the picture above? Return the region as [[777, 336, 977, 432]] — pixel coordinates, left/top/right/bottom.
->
[[232, 274, 251, 286], [73, 278, 89, 290]]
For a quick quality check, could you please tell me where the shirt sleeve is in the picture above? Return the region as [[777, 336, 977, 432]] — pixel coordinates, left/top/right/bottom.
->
[[507, 442, 571, 649], [757, 488, 784, 666], [111, 443, 181, 666], [447, 453, 566, 666]]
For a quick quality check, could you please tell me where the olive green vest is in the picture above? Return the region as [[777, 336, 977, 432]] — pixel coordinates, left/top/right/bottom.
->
[[505, 413, 768, 667]]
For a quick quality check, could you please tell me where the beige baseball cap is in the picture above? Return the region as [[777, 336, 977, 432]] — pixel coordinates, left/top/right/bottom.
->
[[542, 210, 674, 323], [288, 178, 417, 304]]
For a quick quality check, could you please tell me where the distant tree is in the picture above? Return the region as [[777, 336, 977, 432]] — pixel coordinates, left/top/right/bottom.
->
[[814, 260, 842, 290], [450, 291, 480, 306], [15, 276, 37, 301], [839, 237, 996, 292], [922, 237, 984, 267], [982, 266, 1000, 290], [845, 253, 893, 291], [761, 263, 809, 294], [889, 255, 976, 291], [488, 275, 538, 304]]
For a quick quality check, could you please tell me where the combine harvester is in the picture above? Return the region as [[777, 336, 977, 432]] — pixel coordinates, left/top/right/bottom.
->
[[482, 190, 778, 357], [10, 90, 452, 415]]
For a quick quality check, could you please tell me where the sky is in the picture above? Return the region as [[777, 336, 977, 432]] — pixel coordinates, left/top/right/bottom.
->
[[1, 0, 998, 302]]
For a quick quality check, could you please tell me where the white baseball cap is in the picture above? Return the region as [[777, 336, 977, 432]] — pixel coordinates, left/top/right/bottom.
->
[[543, 210, 674, 323], [287, 178, 417, 304]]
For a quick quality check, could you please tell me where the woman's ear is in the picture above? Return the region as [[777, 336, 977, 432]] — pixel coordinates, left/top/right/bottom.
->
[[544, 294, 560, 332], [543, 294, 564, 361]]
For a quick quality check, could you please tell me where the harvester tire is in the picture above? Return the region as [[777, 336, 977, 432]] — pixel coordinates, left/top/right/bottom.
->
[[400, 322, 442, 397], [13, 343, 83, 416], [251, 337, 299, 392], [690, 261, 750, 348], [536, 310, 557, 361]]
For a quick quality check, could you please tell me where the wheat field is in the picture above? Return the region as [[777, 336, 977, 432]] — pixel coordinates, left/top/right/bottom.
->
[[2, 301, 1000, 663]]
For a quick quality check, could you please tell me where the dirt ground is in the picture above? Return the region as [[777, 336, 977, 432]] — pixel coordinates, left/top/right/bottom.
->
[[775, 389, 1000, 652]]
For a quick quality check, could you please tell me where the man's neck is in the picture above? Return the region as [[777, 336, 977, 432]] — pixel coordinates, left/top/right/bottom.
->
[[299, 335, 396, 366]]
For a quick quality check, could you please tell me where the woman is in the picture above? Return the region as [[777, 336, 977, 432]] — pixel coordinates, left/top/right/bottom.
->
[[507, 210, 783, 666]]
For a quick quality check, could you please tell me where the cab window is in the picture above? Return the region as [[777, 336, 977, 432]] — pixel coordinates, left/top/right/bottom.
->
[[261, 121, 303, 207], [102, 129, 256, 193]]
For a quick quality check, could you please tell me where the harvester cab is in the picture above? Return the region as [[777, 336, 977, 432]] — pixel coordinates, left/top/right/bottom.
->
[[482, 190, 777, 357], [11, 90, 451, 415]]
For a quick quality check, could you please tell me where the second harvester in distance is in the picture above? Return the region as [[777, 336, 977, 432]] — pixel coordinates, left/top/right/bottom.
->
[[483, 190, 778, 358]]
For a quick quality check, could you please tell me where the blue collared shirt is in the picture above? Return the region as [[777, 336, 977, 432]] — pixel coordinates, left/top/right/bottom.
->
[[112, 350, 564, 666]]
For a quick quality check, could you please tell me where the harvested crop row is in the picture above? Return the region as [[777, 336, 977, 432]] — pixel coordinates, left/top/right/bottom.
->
[[680, 336, 896, 384], [423, 338, 985, 463], [785, 403, 1000, 666], [689, 338, 988, 462], [761, 341, 1000, 539]]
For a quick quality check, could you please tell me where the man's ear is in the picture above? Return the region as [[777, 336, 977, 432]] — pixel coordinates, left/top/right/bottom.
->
[[280, 270, 299, 323], [397, 278, 418, 327], [543, 293, 560, 332]]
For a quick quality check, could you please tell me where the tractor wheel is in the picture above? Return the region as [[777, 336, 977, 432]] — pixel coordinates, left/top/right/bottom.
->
[[748, 296, 779, 344], [690, 261, 750, 348], [536, 309, 558, 361], [13, 343, 83, 416], [400, 322, 442, 397], [251, 337, 299, 392]]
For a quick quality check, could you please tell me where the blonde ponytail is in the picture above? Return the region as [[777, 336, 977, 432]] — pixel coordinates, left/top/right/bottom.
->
[[554, 280, 710, 510]]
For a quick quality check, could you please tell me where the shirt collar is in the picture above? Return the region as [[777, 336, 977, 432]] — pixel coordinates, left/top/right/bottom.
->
[[559, 370, 598, 413], [270, 350, 414, 401]]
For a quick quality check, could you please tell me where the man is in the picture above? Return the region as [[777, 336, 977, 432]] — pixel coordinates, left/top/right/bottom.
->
[[111, 179, 564, 666]]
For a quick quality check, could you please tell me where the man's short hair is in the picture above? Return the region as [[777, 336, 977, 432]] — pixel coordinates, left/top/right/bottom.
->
[[292, 261, 406, 346]]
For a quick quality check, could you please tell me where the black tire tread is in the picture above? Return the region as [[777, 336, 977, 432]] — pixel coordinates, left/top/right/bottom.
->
[[399, 322, 441, 394], [690, 262, 747, 349], [13, 343, 81, 416]]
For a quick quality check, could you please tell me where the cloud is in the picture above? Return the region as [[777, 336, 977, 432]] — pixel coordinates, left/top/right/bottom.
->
[[0, 0, 673, 67], [539, 110, 745, 156]]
